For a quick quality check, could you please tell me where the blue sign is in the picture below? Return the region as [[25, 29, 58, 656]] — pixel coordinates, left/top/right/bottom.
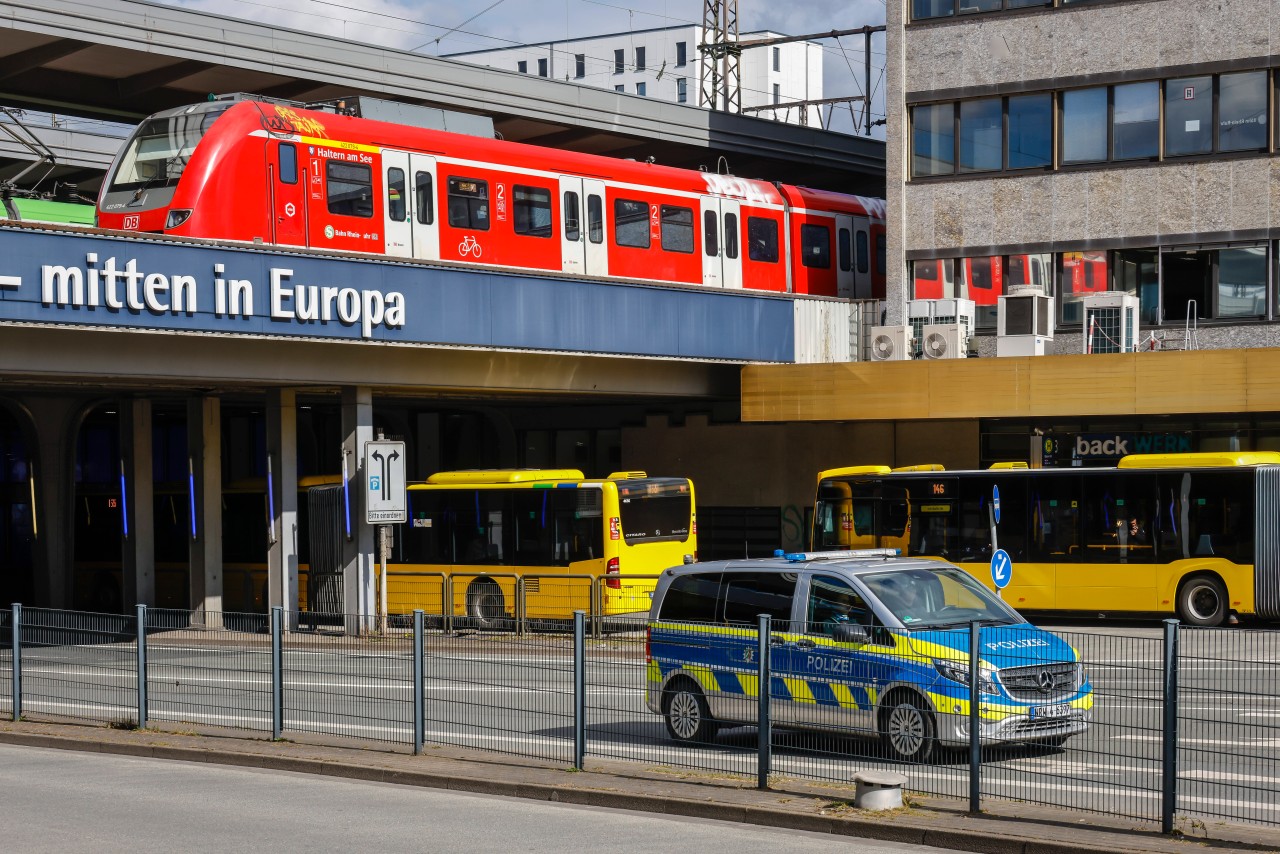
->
[[992, 484, 1001, 524], [990, 548, 1012, 590]]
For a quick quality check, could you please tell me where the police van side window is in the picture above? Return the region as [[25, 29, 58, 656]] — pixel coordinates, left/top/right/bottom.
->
[[807, 575, 891, 645], [721, 572, 795, 625], [659, 573, 722, 622]]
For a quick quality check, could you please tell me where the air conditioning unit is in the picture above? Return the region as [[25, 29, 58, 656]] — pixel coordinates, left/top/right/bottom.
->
[[907, 298, 974, 358], [1083, 292, 1140, 354], [997, 287, 1054, 357], [930, 298, 975, 341], [921, 323, 964, 360], [868, 325, 912, 362], [907, 299, 934, 359]]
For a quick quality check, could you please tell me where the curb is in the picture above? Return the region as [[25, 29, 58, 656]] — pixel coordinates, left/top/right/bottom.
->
[[0, 729, 1193, 854]]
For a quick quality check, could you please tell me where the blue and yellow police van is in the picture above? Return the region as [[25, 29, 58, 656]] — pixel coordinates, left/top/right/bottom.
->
[[645, 550, 1093, 762]]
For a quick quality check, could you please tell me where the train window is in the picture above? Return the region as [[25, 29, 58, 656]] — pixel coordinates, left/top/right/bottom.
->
[[800, 223, 831, 269], [326, 161, 373, 218], [660, 205, 694, 253], [838, 228, 852, 272], [747, 216, 778, 263], [564, 191, 581, 241], [876, 234, 886, 275], [513, 185, 553, 238], [278, 143, 297, 185], [614, 198, 650, 248], [415, 172, 434, 225], [387, 168, 406, 223], [856, 230, 869, 274], [447, 176, 490, 230], [703, 210, 718, 257], [587, 195, 604, 243], [724, 213, 738, 259]]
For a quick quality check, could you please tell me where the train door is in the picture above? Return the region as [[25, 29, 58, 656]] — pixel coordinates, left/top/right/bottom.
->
[[270, 141, 306, 247], [582, 179, 608, 277], [851, 215, 872, 299], [558, 176, 586, 275], [699, 197, 742, 288], [381, 150, 440, 261], [834, 215, 854, 298]]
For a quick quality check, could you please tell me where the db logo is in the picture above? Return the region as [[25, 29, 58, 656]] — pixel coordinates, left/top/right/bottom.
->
[[123, 215, 140, 230], [284, 202, 296, 217], [609, 517, 620, 541]]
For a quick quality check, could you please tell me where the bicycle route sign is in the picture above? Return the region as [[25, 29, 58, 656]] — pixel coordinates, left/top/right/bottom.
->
[[364, 440, 407, 524]]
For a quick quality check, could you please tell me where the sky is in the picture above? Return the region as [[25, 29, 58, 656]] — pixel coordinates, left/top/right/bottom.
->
[[158, 0, 887, 135]]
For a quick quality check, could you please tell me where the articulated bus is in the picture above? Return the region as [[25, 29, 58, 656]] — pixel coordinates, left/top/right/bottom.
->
[[811, 452, 1280, 626], [392, 470, 697, 625]]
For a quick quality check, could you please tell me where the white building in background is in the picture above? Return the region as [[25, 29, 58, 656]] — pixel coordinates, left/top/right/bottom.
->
[[446, 25, 824, 128]]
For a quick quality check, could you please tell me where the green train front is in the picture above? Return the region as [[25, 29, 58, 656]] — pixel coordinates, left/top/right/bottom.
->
[[644, 554, 1093, 761]]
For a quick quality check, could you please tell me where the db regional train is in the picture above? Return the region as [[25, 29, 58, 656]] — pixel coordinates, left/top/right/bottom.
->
[[96, 96, 886, 298]]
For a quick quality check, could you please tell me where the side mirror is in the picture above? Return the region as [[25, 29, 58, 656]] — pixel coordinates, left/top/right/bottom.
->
[[832, 622, 869, 644]]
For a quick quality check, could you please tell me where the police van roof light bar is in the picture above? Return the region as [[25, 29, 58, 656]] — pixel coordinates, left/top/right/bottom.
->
[[782, 549, 900, 562]]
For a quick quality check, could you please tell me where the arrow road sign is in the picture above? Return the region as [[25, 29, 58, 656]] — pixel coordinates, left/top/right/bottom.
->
[[990, 548, 1012, 590], [364, 440, 407, 524]]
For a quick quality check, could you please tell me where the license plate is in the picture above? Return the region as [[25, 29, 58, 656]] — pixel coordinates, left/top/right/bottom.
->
[[1030, 703, 1070, 719]]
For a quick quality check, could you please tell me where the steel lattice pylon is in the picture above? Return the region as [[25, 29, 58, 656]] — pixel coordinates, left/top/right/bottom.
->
[[699, 0, 740, 113]]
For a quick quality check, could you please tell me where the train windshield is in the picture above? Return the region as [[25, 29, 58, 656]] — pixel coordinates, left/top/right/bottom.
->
[[105, 103, 231, 194]]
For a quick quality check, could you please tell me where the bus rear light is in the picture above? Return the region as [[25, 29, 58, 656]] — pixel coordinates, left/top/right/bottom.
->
[[165, 208, 193, 230], [606, 557, 620, 588]]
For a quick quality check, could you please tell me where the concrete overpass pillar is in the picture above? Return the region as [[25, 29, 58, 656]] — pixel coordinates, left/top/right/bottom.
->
[[120, 398, 154, 608], [187, 396, 222, 626], [22, 395, 85, 609], [266, 388, 298, 625], [341, 386, 374, 634]]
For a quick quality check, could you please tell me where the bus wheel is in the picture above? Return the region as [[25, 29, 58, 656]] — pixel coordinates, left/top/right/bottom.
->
[[662, 678, 718, 743], [879, 692, 936, 763], [466, 579, 506, 631], [1177, 575, 1227, 627]]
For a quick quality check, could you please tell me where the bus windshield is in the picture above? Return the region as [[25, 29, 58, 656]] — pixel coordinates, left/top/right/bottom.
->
[[618, 478, 693, 543], [105, 103, 231, 194], [861, 566, 1022, 629]]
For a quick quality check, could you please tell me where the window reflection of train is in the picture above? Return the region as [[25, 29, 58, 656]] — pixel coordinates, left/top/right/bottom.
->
[[96, 97, 886, 299]]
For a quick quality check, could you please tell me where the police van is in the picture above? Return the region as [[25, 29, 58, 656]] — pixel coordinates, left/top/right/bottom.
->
[[645, 551, 1093, 762]]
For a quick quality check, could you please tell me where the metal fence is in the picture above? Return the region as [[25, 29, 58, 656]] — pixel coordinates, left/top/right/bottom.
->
[[4, 601, 1278, 833]]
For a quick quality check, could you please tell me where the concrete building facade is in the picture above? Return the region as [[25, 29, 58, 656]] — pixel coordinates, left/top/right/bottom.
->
[[448, 26, 825, 128]]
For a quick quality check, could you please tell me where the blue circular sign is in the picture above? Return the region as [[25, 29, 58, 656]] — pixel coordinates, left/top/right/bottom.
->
[[992, 485, 1001, 525], [990, 548, 1012, 590]]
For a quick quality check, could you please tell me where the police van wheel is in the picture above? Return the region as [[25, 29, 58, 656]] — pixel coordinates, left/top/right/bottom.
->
[[466, 579, 506, 631], [663, 680, 718, 743], [880, 694, 936, 763], [1177, 575, 1227, 627]]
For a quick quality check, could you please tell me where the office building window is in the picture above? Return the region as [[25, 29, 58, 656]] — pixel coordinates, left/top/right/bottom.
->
[[959, 97, 1002, 172], [1059, 251, 1109, 326], [1112, 82, 1160, 160], [772, 47, 780, 72], [962, 256, 1003, 329], [911, 259, 956, 300], [1165, 76, 1213, 156], [635, 46, 645, 71], [912, 103, 955, 177], [913, 0, 1056, 21], [676, 41, 687, 66], [773, 84, 780, 105], [1218, 71, 1268, 152], [538, 57, 548, 77], [677, 78, 688, 103], [517, 61, 527, 73], [1113, 249, 1160, 326], [1217, 246, 1268, 318], [1062, 87, 1108, 163], [615, 84, 624, 92], [636, 82, 646, 96], [574, 54, 585, 79], [1006, 94, 1052, 169], [614, 49, 624, 73]]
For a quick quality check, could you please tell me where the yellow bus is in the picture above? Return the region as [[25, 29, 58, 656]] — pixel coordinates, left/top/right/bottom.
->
[[811, 452, 1280, 627], [391, 469, 697, 626]]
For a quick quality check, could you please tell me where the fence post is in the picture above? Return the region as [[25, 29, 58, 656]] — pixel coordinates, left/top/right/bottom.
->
[[10, 603, 21, 722], [1161, 618, 1180, 834], [757, 613, 772, 790], [968, 620, 981, 814], [573, 610, 585, 770], [271, 605, 284, 740], [136, 604, 148, 730], [413, 609, 425, 756]]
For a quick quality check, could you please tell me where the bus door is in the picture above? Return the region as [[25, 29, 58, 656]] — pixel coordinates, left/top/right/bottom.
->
[[699, 197, 742, 288], [270, 141, 306, 247], [582, 179, 608, 277], [382, 150, 440, 261], [558, 176, 586, 275]]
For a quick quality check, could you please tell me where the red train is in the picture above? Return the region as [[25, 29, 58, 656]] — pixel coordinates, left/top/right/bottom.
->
[[96, 97, 886, 298]]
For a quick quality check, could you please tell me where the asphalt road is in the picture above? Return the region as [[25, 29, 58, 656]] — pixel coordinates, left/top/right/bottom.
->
[[0, 743, 979, 854], [1, 620, 1276, 830]]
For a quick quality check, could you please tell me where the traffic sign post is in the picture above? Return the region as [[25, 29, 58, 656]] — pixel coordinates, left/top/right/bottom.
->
[[365, 440, 407, 633]]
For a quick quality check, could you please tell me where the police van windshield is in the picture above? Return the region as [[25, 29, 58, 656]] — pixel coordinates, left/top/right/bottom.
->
[[861, 566, 1021, 629], [105, 103, 231, 195]]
